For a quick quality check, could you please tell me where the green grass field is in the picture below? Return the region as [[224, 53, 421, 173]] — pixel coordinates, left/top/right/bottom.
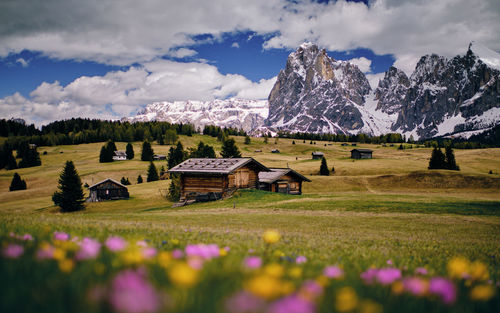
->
[[1, 135, 499, 313]]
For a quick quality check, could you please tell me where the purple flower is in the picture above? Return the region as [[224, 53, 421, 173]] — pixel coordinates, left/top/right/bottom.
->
[[300, 280, 323, 300], [225, 291, 265, 313], [109, 269, 161, 313], [36, 244, 55, 260], [376, 268, 402, 285], [403, 277, 427, 296], [105, 236, 127, 252], [185, 244, 220, 259], [429, 277, 457, 304], [268, 295, 315, 313], [361, 268, 378, 284], [22, 234, 33, 241], [2, 244, 24, 259], [324, 266, 344, 279], [54, 231, 70, 241], [76, 237, 101, 260], [142, 247, 157, 259], [136, 240, 148, 247], [415, 267, 428, 275], [243, 256, 262, 269], [386, 259, 393, 265], [171, 249, 184, 259], [295, 256, 307, 264]]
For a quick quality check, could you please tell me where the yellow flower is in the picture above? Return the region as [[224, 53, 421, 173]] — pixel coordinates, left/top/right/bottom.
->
[[52, 248, 66, 261], [245, 275, 283, 300], [391, 281, 404, 295], [469, 261, 489, 281], [169, 262, 198, 288], [359, 300, 383, 313], [335, 287, 358, 312], [121, 247, 144, 265], [263, 230, 280, 244], [273, 250, 285, 258], [264, 263, 284, 278], [316, 275, 330, 287], [170, 239, 180, 246], [447, 257, 470, 279], [157, 251, 172, 268], [288, 266, 302, 279], [58, 259, 75, 273], [219, 248, 228, 257], [470, 284, 495, 301]]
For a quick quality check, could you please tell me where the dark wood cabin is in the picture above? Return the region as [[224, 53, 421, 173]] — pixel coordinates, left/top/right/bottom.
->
[[259, 168, 311, 195], [113, 150, 127, 161], [87, 178, 129, 202], [351, 149, 373, 159], [271, 149, 280, 153], [168, 158, 270, 203], [311, 151, 324, 160], [154, 154, 167, 160]]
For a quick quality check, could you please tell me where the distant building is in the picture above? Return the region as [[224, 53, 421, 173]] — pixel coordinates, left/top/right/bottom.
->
[[153, 154, 167, 160], [351, 149, 373, 159], [311, 151, 324, 160], [259, 168, 311, 195], [113, 150, 127, 161], [87, 178, 129, 202], [341, 143, 348, 146], [271, 149, 280, 153]]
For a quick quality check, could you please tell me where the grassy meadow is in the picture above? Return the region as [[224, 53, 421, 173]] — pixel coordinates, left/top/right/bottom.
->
[[1, 135, 500, 313]]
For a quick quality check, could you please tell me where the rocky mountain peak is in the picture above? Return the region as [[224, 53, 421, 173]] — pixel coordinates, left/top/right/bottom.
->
[[374, 66, 409, 115]]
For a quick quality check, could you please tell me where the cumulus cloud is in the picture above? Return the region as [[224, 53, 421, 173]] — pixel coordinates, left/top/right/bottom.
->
[[16, 58, 29, 67], [348, 57, 372, 73], [167, 48, 198, 58]]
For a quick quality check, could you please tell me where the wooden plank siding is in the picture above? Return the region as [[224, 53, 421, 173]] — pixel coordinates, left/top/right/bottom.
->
[[181, 175, 226, 198]]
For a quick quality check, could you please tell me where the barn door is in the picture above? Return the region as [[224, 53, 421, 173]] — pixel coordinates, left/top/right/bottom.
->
[[240, 170, 249, 187]]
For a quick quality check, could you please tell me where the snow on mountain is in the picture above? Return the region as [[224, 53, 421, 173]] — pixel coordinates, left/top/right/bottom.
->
[[470, 41, 500, 71]]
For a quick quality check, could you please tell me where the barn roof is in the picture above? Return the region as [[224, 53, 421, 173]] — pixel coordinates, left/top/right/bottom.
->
[[259, 168, 311, 183], [88, 178, 127, 189], [311, 151, 324, 155], [351, 149, 373, 153], [168, 158, 270, 175]]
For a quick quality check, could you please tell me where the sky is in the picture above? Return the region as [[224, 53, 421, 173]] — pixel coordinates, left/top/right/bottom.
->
[[0, 0, 499, 126]]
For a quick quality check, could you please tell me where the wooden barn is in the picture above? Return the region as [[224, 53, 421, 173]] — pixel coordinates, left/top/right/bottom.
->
[[87, 178, 129, 202], [351, 149, 373, 159], [259, 168, 311, 195], [113, 150, 127, 161], [311, 151, 324, 160], [168, 158, 270, 203]]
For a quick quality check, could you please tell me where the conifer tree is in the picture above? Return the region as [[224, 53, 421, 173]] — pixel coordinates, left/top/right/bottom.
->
[[52, 161, 85, 212], [263, 136, 268, 144], [188, 142, 216, 158], [445, 146, 460, 171], [168, 141, 187, 169], [320, 157, 330, 176], [137, 175, 143, 184], [141, 140, 154, 161], [120, 177, 131, 185], [428, 147, 446, 169], [221, 138, 242, 158], [147, 162, 159, 182], [126, 142, 134, 160], [9, 172, 27, 191], [168, 175, 181, 201], [244, 135, 251, 145], [4, 147, 18, 170]]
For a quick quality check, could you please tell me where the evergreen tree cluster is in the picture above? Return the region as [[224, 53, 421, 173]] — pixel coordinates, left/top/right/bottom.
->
[[0, 143, 19, 170], [0, 119, 39, 137], [120, 177, 131, 185], [276, 131, 406, 144], [141, 141, 155, 161], [167, 142, 187, 169], [428, 146, 460, 170], [125, 143, 134, 160], [220, 138, 242, 158], [188, 142, 216, 158], [203, 125, 246, 138], [52, 161, 85, 212], [9, 173, 27, 191], [99, 140, 117, 163], [147, 162, 159, 182]]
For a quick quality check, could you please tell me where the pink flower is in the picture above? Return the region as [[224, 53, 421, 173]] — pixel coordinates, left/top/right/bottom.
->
[[268, 295, 315, 313], [54, 231, 70, 241], [105, 236, 127, 252], [361, 268, 378, 284], [224, 246, 231, 252], [403, 277, 427, 296], [300, 280, 323, 300], [386, 259, 393, 265], [185, 244, 220, 259], [187, 258, 204, 270], [22, 234, 33, 241], [295, 256, 307, 264], [429, 277, 456, 304], [243, 256, 262, 269], [376, 268, 402, 285], [76, 237, 101, 260], [109, 269, 162, 313], [36, 244, 55, 260], [136, 240, 148, 247], [323, 266, 344, 279], [225, 291, 265, 313], [415, 267, 428, 276], [142, 247, 157, 259], [2, 244, 24, 259], [171, 249, 184, 259]]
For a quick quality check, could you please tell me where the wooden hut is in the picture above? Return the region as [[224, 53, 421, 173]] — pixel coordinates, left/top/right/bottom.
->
[[168, 158, 270, 203], [351, 149, 373, 159], [87, 178, 129, 202], [113, 150, 127, 161], [311, 151, 324, 160], [259, 168, 311, 195]]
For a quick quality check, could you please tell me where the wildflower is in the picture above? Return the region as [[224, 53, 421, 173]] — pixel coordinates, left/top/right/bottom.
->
[[22, 234, 33, 241], [121, 247, 144, 265], [315, 275, 330, 287], [142, 247, 157, 259], [171, 249, 184, 259], [105, 236, 127, 252], [136, 240, 148, 247], [170, 239, 179, 246], [185, 244, 220, 259], [225, 291, 265, 313], [109, 269, 162, 313], [335, 287, 358, 312], [469, 261, 489, 281], [386, 259, 393, 265], [75, 237, 101, 260], [168, 262, 198, 287], [296, 256, 307, 264], [403, 277, 428, 296], [429, 277, 457, 304], [289, 267, 302, 279], [36, 242, 55, 260], [220, 248, 228, 257], [299, 280, 323, 301], [157, 251, 172, 268], [263, 230, 281, 244], [360, 268, 378, 284], [447, 257, 469, 279], [268, 295, 315, 313], [470, 284, 495, 301], [2, 244, 24, 259], [187, 257, 204, 270], [244, 274, 283, 300], [376, 268, 401, 285], [52, 248, 66, 261], [244, 256, 262, 269], [391, 281, 404, 295], [59, 259, 75, 273], [415, 267, 428, 276], [324, 266, 344, 279], [264, 263, 284, 278], [54, 231, 70, 241]]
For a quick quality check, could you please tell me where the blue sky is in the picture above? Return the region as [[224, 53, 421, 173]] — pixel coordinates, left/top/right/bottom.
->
[[0, 0, 498, 125]]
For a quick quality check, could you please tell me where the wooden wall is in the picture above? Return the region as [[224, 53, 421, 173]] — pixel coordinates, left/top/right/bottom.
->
[[181, 175, 226, 198], [227, 164, 259, 189]]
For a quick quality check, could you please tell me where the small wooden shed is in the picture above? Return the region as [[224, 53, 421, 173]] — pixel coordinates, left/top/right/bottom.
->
[[87, 178, 129, 202], [168, 158, 270, 202], [113, 150, 127, 161], [351, 149, 373, 159], [259, 168, 311, 195], [311, 151, 324, 160]]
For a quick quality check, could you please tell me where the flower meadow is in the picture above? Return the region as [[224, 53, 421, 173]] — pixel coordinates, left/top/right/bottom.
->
[[1, 229, 498, 313]]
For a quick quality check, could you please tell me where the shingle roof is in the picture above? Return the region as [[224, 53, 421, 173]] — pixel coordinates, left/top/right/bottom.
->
[[351, 149, 373, 153], [259, 168, 311, 183], [311, 151, 324, 155], [168, 158, 269, 175], [89, 178, 127, 189]]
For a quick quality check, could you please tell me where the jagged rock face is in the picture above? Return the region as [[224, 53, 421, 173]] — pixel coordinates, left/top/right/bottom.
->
[[375, 66, 410, 114], [267, 43, 371, 133]]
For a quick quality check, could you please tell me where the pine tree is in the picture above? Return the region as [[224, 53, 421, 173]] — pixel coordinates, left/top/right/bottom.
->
[[137, 175, 143, 184], [244, 135, 251, 145], [52, 161, 85, 212], [168, 141, 186, 168], [141, 140, 154, 161], [4, 148, 18, 170], [126, 142, 134, 160], [99, 141, 115, 163], [320, 157, 330, 176], [221, 138, 242, 158], [428, 147, 446, 169], [188, 142, 216, 158], [121, 177, 130, 185], [292, 140, 295, 145], [168, 175, 181, 201], [263, 136, 268, 144], [9, 172, 27, 191], [445, 146, 460, 171], [147, 162, 159, 182]]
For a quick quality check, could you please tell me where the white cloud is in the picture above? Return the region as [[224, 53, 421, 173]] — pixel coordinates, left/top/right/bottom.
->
[[16, 58, 29, 67], [231, 42, 240, 48], [366, 72, 385, 89], [168, 48, 198, 58], [348, 57, 372, 73]]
